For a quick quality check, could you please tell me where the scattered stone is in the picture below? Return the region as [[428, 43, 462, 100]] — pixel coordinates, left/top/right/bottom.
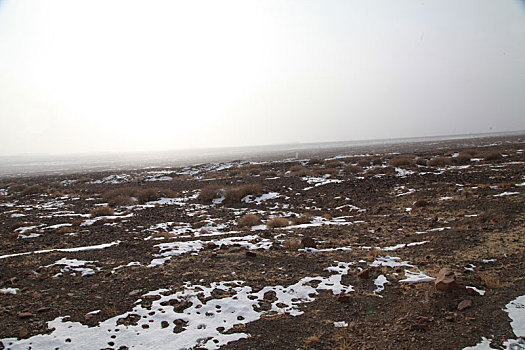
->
[[129, 289, 141, 296], [205, 242, 217, 250], [17, 312, 35, 319], [358, 268, 371, 279], [36, 307, 50, 313], [458, 299, 473, 311], [435, 268, 456, 291], [301, 237, 316, 248]]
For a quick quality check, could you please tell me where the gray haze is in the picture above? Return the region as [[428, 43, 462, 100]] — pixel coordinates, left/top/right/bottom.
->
[[0, 0, 524, 156]]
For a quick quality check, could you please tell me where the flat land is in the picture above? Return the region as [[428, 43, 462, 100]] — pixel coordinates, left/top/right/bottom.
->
[[0, 135, 524, 349]]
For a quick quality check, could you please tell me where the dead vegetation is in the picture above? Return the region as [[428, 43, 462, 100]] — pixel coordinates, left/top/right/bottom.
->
[[238, 214, 261, 227], [388, 156, 413, 167], [428, 156, 453, 167], [104, 187, 177, 206], [90, 206, 114, 217], [266, 217, 289, 229]]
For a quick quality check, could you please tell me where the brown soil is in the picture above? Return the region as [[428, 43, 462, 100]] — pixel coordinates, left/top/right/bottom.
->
[[0, 135, 524, 349]]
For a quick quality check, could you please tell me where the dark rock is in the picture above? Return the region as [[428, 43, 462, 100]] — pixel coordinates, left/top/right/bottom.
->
[[17, 312, 35, 319], [358, 268, 371, 279], [245, 251, 257, 258], [301, 237, 316, 248], [458, 299, 473, 311]]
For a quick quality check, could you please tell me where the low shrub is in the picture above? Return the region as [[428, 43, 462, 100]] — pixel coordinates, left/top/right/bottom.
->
[[266, 217, 289, 229], [428, 156, 453, 167], [307, 158, 323, 166], [357, 158, 371, 166], [198, 185, 221, 203], [344, 165, 363, 174], [324, 160, 342, 168], [90, 206, 114, 217], [104, 187, 176, 206], [56, 226, 74, 234], [22, 185, 48, 196], [238, 214, 261, 227], [314, 168, 339, 176], [454, 154, 471, 165], [282, 238, 301, 251], [415, 157, 428, 166], [388, 156, 413, 167], [291, 215, 312, 225], [484, 151, 502, 161], [225, 184, 262, 204]]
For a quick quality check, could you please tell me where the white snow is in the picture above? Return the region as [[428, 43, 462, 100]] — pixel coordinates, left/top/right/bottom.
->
[[0, 262, 355, 350], [334, 321, 349, 328], [399, 270, 435, 283], [0, 241, 121, 260], [242, 192, 280, 204], [10, 213, 26, 218], [493, 192, 520, 197], [0, 288, 19, 295], [374, 275, 389, 293], [45, 258, 99, 277], [466, 286, 486, 296]]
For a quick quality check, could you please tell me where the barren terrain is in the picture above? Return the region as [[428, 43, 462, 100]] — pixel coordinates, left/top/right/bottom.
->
[[1, 135, 524, 350]]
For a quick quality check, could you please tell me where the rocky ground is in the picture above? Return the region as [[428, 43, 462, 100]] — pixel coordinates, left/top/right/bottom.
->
[[0, 135, 524, 350]]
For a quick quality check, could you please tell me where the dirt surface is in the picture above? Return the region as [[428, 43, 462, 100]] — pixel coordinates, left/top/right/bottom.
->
[[0, 135, 524, 350]]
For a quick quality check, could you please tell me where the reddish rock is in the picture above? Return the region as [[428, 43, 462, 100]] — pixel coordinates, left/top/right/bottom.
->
[[205, 242, 217, 250], [358, 268, 371, 279], [301, 237, 316, 248], [435, 268, 456, 291], [458, 299, 473, 311]]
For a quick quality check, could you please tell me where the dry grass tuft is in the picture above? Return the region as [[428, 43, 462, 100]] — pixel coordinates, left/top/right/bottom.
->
[[307, 158, 323, 166], [454, 153, 471, 165], [291, 214, 313, 225], [324, 159, 343, 168], [22, 185, 48, 196], [368, 247, 386, 259], [198, 185, 221, 203], [238, 214, 261, 227], [388, 156, 413, 167], [479, 273, 502, 289], [428, 156, 453, 167], [56, 226, 74, 234], [304, 335, 320, 347], [267, 217, 289, 229], [282, 238, 301, 251], [90, 206, 114, 217], [415, 157, 428, 166], [344, 164, 363, 174], [225, 184, 262, 204], [484, 151, 502, 161]]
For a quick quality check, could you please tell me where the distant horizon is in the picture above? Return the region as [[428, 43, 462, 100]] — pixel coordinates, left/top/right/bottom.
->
[[2, 129, 524, 159]]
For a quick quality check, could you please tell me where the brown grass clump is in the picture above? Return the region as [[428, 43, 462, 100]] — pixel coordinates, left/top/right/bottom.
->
[[238, 214, 261, 227], [479, 273, 502, 289], [368, 247, 386, 259], [365, 166, 395, 176], [428, 156, 453, 167], [291, 214, 313, 225], [484, 151, 502, 161], [56, 226, 74, 234], [282, 238, 301, 251], [344, 164, 363, 174], [198, 185, 221, 203], [22, 185, 48, 196], [388, 156, 413, 167], [415, 157, 428, 166], [267, 217, 289, 229], [304, 335, 320, 347], [454, 154, 471, 165], [314, 168, 339, 176], [90, 206, 114, 217], [307, 158, 323, 166], [357, 157, 372, 166], [225, 184, 262, 203], [11, 222, 29, 230], [324, 159, 343, 168]]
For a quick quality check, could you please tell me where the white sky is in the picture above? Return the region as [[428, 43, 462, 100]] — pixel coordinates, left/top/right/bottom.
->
[[0, 0, 524, 156]]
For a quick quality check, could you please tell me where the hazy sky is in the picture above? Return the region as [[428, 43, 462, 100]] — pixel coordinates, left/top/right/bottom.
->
[[1, 0, 524, 156]]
